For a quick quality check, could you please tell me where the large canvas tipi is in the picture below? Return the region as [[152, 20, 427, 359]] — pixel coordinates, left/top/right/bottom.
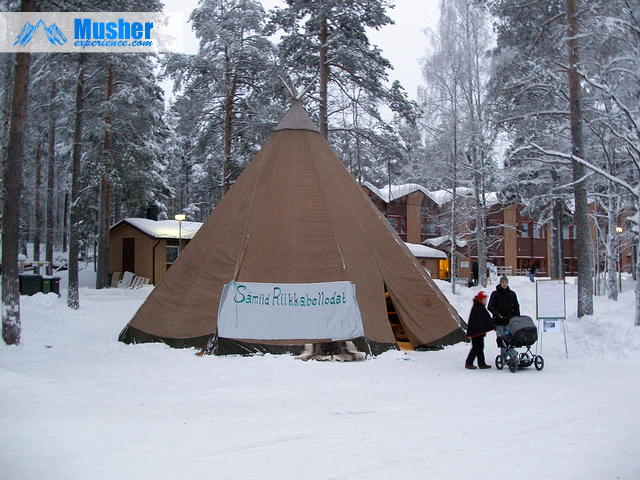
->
[[119, 102, 467, 355]]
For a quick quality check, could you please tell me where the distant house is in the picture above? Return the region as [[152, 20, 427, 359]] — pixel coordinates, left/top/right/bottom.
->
[[404, 242, 449, 279], [361, 182, 624, 279], [109, 218, 202, 285]]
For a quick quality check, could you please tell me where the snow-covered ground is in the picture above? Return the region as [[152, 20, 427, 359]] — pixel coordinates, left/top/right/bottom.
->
[[1, 274, 639, 479]]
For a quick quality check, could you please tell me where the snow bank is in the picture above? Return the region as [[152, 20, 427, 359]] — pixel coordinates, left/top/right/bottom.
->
[[1, 273, 638, 480], [438, 275, 640, 359]]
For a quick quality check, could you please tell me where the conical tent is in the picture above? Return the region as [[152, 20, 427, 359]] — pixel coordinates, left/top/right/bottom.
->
[[119, 102, 467, 355]]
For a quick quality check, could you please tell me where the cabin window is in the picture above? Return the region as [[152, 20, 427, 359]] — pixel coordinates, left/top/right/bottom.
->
[[533, 223, 547, 239], [388, 215, 406, 234], [421, 217, 438, 235], [487, 221, 502, 236], [562, 225, 577, 239], [517, 222, 530, 238], [166, 245, 179, 268]]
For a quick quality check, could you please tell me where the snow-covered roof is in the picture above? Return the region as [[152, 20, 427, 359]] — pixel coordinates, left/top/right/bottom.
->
[[117, 218, 203, 240], [429, 188, 500, 207], [363, 182, 500, 207], [363, 182, 431, 202], [404, 242, 447, 259], [485, 192, 500, 206], [423, 235, 468, 249]]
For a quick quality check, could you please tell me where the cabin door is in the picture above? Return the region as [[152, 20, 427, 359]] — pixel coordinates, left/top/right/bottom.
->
[[122, 237, 135, 273]]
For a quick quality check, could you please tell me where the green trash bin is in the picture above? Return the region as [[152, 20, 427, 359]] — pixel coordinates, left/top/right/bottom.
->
[[51, 277, 61, 296], [19, 274, 42, 296], [41, 276, 52, 294]]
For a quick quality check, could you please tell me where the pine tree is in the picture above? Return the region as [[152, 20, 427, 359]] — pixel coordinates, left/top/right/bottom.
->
[[269, 0, 417, 143], [68, 54, 85, 311], [566, 0, 593, 317], [486, 0, 595, 314], [164, 0, 280, 210], [2, 0, 34, 345]]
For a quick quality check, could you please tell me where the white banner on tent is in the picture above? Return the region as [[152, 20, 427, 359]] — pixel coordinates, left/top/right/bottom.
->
[[217, 281, 365, 341]]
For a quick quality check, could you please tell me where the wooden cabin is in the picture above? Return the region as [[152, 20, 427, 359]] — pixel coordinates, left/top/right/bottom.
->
[[404, 242, 449, 280], [109, 218, 202, 285]]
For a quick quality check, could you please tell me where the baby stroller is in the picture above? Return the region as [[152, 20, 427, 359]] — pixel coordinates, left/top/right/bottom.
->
[[495, 316, 544, 373]]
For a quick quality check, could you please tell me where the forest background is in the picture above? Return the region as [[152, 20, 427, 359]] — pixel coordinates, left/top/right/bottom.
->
[[3, 0, 640, 346]]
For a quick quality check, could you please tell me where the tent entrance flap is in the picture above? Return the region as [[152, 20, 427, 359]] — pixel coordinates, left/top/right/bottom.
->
[[217, 281, 364, 341], [385, 289, 413, 350]]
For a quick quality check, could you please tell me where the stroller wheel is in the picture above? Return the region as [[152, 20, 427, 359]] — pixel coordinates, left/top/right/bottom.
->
[[507, 356, 517, 373], [534, 355, 544, 371], [495, 355, 504, 370]]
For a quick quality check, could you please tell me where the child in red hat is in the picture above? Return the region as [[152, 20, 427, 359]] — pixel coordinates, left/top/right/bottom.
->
[[465, 291, 496, 369]]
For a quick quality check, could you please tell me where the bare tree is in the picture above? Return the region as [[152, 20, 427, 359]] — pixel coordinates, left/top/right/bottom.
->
[[421, 0, 494, 293]]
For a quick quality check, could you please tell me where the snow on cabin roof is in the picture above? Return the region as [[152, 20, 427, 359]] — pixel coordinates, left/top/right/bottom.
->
[[118, 218, 203, 240], [363, 182, 431, 202], [404, 242, 447, 259], [428, 188, 500, 207], [423, 235, 468, 249], [363, 182, 500, 207]]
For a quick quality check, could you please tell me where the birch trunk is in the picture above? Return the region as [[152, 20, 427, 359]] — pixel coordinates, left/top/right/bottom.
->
[[474, 168, 487, 287], [450, 144, 458, 295], [606, 189, 618, 300]]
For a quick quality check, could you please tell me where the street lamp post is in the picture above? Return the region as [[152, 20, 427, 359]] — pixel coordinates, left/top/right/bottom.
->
[[175, 213, 186, 255]]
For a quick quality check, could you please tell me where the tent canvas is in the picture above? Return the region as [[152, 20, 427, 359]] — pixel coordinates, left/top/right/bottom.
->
[[119, 102, 467, 355]]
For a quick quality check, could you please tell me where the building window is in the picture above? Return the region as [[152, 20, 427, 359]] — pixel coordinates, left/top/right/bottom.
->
[[533, 223, 547, 239], [564, 258, 576, 274], [562, 225, 577, 239], [487, 221, 502, 236], [388, 215, 406, 234], [166, 245, 179, 268], [517, 222, 530, 238], [422, 217, 438, 235]]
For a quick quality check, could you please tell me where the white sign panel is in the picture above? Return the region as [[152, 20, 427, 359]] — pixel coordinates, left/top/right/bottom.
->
[[536, 279, 566, 319], [218, 281, 365, 341], [542, 320, 560, 333]]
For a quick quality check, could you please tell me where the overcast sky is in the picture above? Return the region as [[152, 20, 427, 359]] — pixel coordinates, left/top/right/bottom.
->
[[162, 0, 441, 101]]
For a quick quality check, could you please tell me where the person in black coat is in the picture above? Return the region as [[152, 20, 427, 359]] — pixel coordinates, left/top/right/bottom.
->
[[465, 291, 496, 369], [488, 276, 520, 325], [488, 275, 520, 359]]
